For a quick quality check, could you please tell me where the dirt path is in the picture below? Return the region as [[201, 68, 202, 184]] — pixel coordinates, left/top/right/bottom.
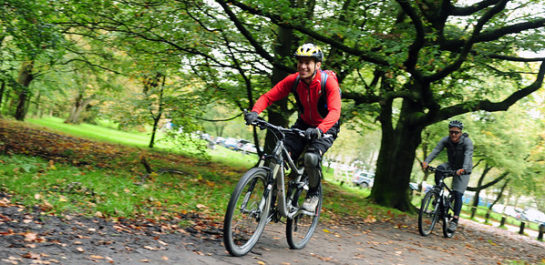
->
[[2, 194, 544, 265]]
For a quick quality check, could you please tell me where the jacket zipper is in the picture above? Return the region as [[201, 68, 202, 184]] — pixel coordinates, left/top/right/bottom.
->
[[306, 82, 312, 121]]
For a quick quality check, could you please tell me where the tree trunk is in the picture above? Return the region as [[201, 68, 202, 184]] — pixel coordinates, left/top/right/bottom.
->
[[32, 91, 41, 118], [369, 98, 424, 212], [470, 164, 491, 219], [263, 26, 295, 153], [147, 74, 166, 149], [0, 80, 5, 116], [488, 178, 510, 210], [149, 113, 161, 148], [15, 61, 34, 121], [468, 166, 508, 219], [65, 93, 93, 124]]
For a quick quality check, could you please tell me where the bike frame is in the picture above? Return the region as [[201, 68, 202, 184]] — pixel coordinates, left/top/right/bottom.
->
[[258, 138, 305, 220], [428, 167, 455, 219], [252, 118, 328, 221]]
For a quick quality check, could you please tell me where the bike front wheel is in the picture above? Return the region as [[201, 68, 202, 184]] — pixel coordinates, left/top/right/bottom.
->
[[223, 167, 271, 256], [286, 183, 322, 249], [418, 191, 440, 236]]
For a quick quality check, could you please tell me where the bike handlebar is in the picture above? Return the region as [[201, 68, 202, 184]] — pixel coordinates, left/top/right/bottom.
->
[[245, 110, 332, 138], [250, 118, 306, 137], [425, 165, 457, 176]]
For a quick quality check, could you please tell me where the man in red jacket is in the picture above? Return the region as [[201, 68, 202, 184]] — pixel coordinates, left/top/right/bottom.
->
[[244, 43, 341, 211]]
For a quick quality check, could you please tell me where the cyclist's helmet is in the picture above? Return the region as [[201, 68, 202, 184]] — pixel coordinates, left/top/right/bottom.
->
[[294, 43, 323, 62], [448, 120, 464, 129]]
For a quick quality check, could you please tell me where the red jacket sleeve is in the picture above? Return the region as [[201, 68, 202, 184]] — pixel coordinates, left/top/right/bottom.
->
[[251, 74, 296, 114], [317, 76, 341, 133]]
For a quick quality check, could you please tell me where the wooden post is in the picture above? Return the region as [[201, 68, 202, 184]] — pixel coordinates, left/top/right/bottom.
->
[[499, 216, 506, 227], [471, 206, 477, 219], [538, 224, 545, 241], [519, 222, 525, 235]]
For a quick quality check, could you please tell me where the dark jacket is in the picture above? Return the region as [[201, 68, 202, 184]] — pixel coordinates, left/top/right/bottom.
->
[[424, 133, 474, 174]]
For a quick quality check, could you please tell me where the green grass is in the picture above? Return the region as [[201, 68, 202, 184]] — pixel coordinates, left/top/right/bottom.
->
[[26, 116, 258, 168], [27, 116, 158, 148], [0, 154, 234, 222]]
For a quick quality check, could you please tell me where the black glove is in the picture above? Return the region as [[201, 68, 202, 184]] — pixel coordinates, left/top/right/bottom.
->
[[244, 111, 258, 124], [305, 127, 322, 140]]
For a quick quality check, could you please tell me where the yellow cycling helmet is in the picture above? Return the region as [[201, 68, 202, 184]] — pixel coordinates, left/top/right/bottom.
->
[[294, 43, 323, 62]]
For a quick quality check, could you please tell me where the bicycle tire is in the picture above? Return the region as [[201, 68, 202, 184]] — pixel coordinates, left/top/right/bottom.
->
[[442, 194, 455, 238], [286, 183, 322, 249], [223, 167, 271, 256], [418, 191, 440, 236]]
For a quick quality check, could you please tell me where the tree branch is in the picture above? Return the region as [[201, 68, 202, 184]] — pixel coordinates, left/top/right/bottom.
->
[[467, 171, 508, 191], [422, 60, 545, 124], [451, 0, 502, 16], [441, 18, 545, 51], [426, 0, 508, 82], [396, 0, 425, 77], [220, 0, 389, 66]]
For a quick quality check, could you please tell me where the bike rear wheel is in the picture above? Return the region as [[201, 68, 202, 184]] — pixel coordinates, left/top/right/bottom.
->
[[286, 183, 322, 249], [223, 167, 270, 256], [442, 195, 455, 238], [418, 191, 440, 236]]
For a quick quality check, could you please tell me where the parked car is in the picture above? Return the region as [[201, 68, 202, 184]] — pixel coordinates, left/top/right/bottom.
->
[[352, 171, 375, 188], [222, 138, 241, 151], [240, 143, 257, 154], [520, 208, 545, 223], [410, 182, 434, 193], [501, 206, 523, 219]]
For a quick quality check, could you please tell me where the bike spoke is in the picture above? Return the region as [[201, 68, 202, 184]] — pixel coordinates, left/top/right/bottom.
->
[[224, 168, 270, 256], [286, 184, 321, 249]]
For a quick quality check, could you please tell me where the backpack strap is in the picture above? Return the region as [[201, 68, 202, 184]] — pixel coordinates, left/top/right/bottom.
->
[[292, 74, 303, 113], [321, 70, 328, 95], [292, 74, 300, 93]]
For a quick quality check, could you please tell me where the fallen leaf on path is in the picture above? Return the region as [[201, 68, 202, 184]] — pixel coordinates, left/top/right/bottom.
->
[[21, 252, 40, 259], [143, 246, 158, 251], [24, 232, 38, 242], [364, 215, 377, 223]]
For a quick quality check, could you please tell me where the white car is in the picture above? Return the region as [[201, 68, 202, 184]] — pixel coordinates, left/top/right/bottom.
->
[[240, 143, 257, 154], [500, 206, 523, 219], [521, 208, 545, 223]]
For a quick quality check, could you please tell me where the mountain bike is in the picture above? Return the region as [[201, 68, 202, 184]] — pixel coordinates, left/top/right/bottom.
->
[[223, 117, 326, 256], [418, 166, 456, 238]]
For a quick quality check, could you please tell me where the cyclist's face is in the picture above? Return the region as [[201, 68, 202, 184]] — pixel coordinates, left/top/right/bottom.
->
[[297, 57, 321, 81], [449, 127, 462, 143]]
